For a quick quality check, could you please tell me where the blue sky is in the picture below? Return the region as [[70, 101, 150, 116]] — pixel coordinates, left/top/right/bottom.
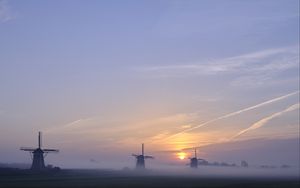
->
[[0, 0, 299, 169]]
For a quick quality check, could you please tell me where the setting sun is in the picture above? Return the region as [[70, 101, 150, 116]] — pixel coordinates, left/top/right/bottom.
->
[[177, 152, 187, 160]]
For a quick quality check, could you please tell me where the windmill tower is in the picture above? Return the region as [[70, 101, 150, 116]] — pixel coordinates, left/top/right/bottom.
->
[[20, 132, 59, 171], [189, 148, 204, 168], [132, 143, 154, 169]]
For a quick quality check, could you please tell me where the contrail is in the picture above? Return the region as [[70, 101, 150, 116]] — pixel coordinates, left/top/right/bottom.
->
[[163, 91, 299, 141], [231, 103, 300, 140]]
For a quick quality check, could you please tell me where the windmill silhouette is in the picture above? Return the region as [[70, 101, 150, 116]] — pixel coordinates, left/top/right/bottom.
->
[[189, 148, 204, 168], [20, 132, 59, 171], [132, 143, 154, 169]]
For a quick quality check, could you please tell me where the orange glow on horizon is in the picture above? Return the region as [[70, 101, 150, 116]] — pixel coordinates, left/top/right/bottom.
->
[[177, 152, 187, 160]]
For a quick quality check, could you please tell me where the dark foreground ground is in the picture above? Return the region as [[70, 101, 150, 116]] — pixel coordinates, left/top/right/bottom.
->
[[0, 169, 299, 188]]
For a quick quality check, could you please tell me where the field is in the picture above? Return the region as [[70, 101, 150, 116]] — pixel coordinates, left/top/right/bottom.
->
[[0, 169, 299, 188]]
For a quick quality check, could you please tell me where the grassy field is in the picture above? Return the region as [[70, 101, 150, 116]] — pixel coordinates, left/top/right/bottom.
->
[[0, 169, 299, 188]]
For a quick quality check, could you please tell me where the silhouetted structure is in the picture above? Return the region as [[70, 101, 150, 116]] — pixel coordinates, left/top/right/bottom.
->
[[20, 132, 59, 171], [189, 148, 205, 168], [132, 144, 154, 169]]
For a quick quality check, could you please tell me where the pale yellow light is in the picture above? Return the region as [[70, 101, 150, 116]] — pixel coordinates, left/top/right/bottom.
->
[[177, 152, 187, 160]]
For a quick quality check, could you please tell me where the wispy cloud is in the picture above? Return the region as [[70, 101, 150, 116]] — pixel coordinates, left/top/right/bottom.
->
[[44, 113, 200, 149], [0, 0, 14, 23], [162, 91, 299, 141], [231, 103, 300, 140], [136, 46, 299, 85], [45, 117, 94, 133]]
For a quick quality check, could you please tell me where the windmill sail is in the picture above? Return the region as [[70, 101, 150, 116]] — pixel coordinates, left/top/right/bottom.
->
[[132, 143, 154, 169], [190, 148, 199, 168], [20, 132, 59, 171]]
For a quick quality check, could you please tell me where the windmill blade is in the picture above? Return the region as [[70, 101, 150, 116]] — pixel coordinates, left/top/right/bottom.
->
[[198, 158, 205, 161], [38, 132, 42, 149], [132, 154, 138, 157], [20, 147, 36, 151], [144, 155, 154, 159], [43, 149, 59, 153]]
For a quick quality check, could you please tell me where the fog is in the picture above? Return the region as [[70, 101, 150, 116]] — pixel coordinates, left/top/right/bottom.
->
[[146, 166, 299, 179], [48, 165, 299, 180]]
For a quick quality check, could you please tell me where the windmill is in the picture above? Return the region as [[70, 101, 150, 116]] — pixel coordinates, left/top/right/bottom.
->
[[189, 148, 204, 168], [20, 132, 59, 171], [132, 143, 154, 169]]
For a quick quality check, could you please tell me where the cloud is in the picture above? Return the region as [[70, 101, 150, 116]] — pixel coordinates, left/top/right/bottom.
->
[[0, 0, 14, 23], [231, 103, 300, 140], [45, 118, 94, 133], [162, 91, 299, 141], [44, 113, 198, 147], [135, 46, 299, 85], [181, 125, 192, 129], [230, 47, 299, 87]]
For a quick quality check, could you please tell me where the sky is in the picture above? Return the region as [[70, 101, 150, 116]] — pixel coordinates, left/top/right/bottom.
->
[[0, 0, 299, 169]]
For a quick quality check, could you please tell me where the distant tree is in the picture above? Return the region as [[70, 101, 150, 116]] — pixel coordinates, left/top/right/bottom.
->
[[198, 159, 209, 166], [280, 164, 291, 168], [241, 160, 248, 167]]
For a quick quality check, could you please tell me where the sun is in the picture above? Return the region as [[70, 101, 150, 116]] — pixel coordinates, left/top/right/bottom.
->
[[177, 152, 187, 160]]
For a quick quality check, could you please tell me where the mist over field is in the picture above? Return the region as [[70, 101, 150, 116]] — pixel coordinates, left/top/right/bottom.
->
[[0, 0, 299, 187]]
